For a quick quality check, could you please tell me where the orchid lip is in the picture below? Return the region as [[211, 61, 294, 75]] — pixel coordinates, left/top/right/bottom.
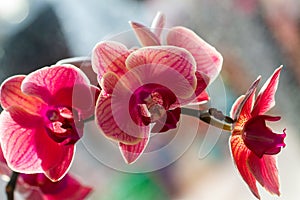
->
[[44, 106, 82, 145], [242, 115, 286, 158]]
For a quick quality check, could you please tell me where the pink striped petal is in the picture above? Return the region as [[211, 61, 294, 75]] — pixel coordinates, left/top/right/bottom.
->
[[92, 41, 129, 77], [230, 135, 260, 199], [119, 135, 149, 164], [247, 153, 280, 196], [178, 71, 210, 105], [0, 107, 74, 181], [167, 26, 223, 82], [252, 66, 282, 116], [95, 95, 145, 144], [0, 75, 46, 114], [150, 12, 166, 38], [130, 21, 161, 46], [21, 65, 93, 117], [125, 46, 197, 99], [99, 71, 119, 95]]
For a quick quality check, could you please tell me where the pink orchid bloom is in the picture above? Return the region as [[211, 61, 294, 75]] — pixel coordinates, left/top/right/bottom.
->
[[0, 65, 97, 181], [129, 12, 223, 103], [229, 66, 286, 199], [0, 147, 92, 200], [92, 41, 210, 163]]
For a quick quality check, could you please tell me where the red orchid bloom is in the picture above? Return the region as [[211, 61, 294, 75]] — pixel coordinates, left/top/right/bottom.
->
[[230, 66, 286, 199], [0, 65, 97, 181], [92, 41, 212, 163], [0, 147, 92, 200], [129, 12, 223, 103]]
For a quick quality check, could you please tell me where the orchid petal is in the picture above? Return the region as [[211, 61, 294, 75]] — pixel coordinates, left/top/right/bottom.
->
[[193, 90, 210, 104], [234, 76, 261, 128], [99, 71, 119, 95], [177, 71, 210, 105], [230, 135, 260, 199], [92, 41, 129, 77], [150, 12, 166, 38], [130, 21, 161, 46], [95, 95, 145, 144], [248, 153, 280, 196], [167, 26, 223, 82], [21, 173, 92, 200], [0, 75, 46, 114], [119, 134, 149, 164], [0, 107, 74, 181], [21, 65, 93, 117], [125, 46, 197, 99], [230, 95, 245, 119], [252, 66, 282, 116]]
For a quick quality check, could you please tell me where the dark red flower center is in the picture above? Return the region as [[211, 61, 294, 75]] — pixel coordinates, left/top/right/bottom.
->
[[45, 106, 83, 145], [242, 115, 286, 158], [130, 83, 181, 133]]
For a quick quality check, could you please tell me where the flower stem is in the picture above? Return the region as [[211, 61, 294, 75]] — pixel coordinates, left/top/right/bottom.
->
[[6, 171, 19, 200], [181, 107, 234, 131]]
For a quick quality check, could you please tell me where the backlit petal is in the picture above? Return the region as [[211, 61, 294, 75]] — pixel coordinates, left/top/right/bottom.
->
[[247, 153, 280, 196], [21, 65, 93, 116], [92, 41, 129, 77], [150, 12, 166, 38], [125, 46, 197, 99], [95, 95, 144, 144], [130, 21, 161, 46], [0, 107, 75, 181], [252, 66, 282, 116], [230, 95, 245, 119], [0, 75, 46, 114], [0, 108, 44, 173], [119, 134, 149, 164], [230, 135, 260, 199], [234, 77, 261, 128], [99, 71, 119, 95], [167, 26, 223, 83]]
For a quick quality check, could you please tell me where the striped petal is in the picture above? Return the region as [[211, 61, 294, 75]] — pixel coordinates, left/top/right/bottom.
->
[[230, 95, 245, 119], [95, 95, 147, 144], [0, 107, 74, 181], [21, 65, 94, 118], [233, 76, 261, 128], [92, 41, 129, 77], [130, 21, 161, 46], [167, 26, 223, 83], [125, 46, 197, 99], [252, 66, 282, 116], [230, 135, 260, 199], [119, 135, 149, 164], [247, 153, 280, 196], [151, 12, 166, 38], [0, 75, 46, 114]]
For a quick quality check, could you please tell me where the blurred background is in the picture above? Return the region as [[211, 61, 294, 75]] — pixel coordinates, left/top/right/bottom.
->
[[1, 0, 300, 199]]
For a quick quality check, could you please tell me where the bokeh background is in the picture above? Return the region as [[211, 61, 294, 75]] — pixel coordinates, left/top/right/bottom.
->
[[1, 0, 300, 199]]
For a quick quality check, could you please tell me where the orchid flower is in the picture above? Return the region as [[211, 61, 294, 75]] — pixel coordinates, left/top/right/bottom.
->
[[92, 41, 211, 163], [0, 65, 97, 181], [230, 66, 286, 199], [129, 12, 223, 103], [0, 147, 92, 200]]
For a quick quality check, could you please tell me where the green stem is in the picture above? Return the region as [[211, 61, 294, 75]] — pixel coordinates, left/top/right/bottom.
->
[[6, 171, 19, 200], [181, 107, 234, 131]]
